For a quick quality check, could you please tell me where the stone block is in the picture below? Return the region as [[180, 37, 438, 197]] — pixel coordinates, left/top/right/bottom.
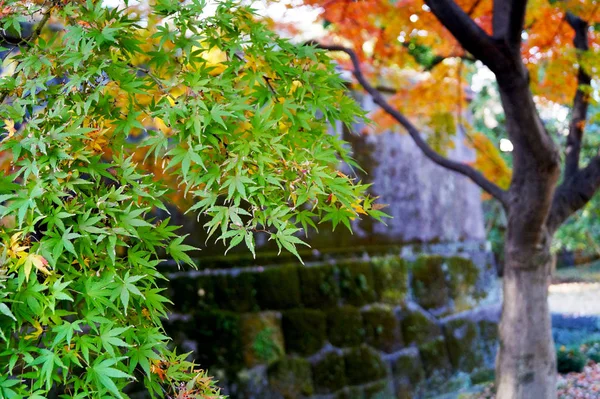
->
[[344, 345, 388, 385], [282, 308, 327, 356], [299, 264, 340, 308], [411, 255, 449, 311], [338, 260, 377, 306], [312, 351, 347, 393], [362, 306, 403, 353], [327, 306, 364, 348], [240, 312, 284, 367], [399, 305, 442, 345], [255, 266, 302, 310], [193, 310, 243, 373], [418, 336, 452, 378], [443, 318, 482, 372], [268, 357, 314, 398], [372, 256, 409, 305]]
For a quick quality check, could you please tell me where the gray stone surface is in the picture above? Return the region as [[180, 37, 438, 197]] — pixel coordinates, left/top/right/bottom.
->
[[341, 94, 486, 245]]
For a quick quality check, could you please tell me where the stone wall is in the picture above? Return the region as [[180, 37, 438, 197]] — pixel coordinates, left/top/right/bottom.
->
[[163, 251, 500, 399]]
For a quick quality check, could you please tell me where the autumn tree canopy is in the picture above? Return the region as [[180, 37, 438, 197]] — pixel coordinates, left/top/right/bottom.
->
[[274, 0, 599, 398]]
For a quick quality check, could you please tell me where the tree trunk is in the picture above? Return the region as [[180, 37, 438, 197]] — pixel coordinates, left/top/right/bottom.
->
[[496, 233, 557, 399]]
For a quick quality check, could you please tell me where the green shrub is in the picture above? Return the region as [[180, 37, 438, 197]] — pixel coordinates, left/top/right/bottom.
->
[[556, 346, 587, 374], [582, 341, 600, 363]]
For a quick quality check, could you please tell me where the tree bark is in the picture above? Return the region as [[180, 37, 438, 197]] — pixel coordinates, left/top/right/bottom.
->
[[494, 71, 560, 398], [496, 230, 556, 399]]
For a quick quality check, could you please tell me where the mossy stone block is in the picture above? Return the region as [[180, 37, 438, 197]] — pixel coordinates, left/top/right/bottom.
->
[[399, 307, 441, 345], [391, 348, 425, 387], [338, 260, 377, 306], [212, 272, 257, 312], [364, 380, 393, 399], [446, 256, 484, 311], [411, 255, 449, 310], [478, 320, 499, 344], [194, 310, 243, 373], [240, 312, 284, 367], [255, 265, 302, 310], [312, 351, 347, 393], [362, 306, 403, 353], [372, 256, 409, 304], [336, 386, 365, 399], [327, 306, 364, 348], [298, 264, 340, 308], [443, 318, 482, 372], [344, 345, 387, 385], [169, 275, 199, 313], [418, 336, 452, 378], [470, 368, 495, 385], [282, 308, 326, 356], [268, 356, 314, 399], [194, 275, 218, 310]]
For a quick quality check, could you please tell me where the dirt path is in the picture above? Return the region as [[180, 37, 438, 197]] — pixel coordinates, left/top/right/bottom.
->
[[549, 283, 600, 316]]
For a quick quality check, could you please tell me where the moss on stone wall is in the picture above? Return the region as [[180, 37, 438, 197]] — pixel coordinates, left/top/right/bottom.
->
[[411, 255, 449, 310], [391, 349, 425, 388], [282, 308, 327, 356], [344, 345, 388, 385], [372, 256, 409, 304], [169, 275, 199, 313], [338, 260, 377, 306], [362, 306, 403, 353], [213, 273, 258, 313], [327, 306, 364, 348], [240, 312, 284, 367], [363, 380, 393, 399], [312, 351, 347, 393], [255, 265, 301, 310], [194, 310, 243, 374], [267, 356, 314, 398], [446, 256, 484, 311], [418, 336, 452, 378], [443, 318, 482, 372], [298, 264, 340, 308], [400, 308, 442, 345]]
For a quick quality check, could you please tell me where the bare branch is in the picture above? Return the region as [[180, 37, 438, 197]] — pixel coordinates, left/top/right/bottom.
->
[[424, 0, 510, 73], [564, 13, 591, 179], [548, 156, 600, 231], [315, 43, 509, 207]]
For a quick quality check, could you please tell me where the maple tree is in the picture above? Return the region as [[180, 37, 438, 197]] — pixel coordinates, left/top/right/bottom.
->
[[274, 0, 600, 397], [0, 0, 384, 398]]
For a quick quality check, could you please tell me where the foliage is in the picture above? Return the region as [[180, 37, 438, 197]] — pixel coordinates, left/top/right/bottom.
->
[[0, 0, 381, 397], [557, 346, 587, 374]]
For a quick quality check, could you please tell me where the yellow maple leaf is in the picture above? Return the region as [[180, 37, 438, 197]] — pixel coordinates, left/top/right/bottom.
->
[[3, 119, 16, 139], [24, 320, 44, 340]]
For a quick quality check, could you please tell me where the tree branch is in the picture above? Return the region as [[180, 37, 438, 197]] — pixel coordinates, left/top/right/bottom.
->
[[564, 13, 591, 179], [493, 0, 527, 46], [315, 43, 509, 207], [548, 156, 600, 231], [424, 0, 510, 73], [0, 7, 53, 104]]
